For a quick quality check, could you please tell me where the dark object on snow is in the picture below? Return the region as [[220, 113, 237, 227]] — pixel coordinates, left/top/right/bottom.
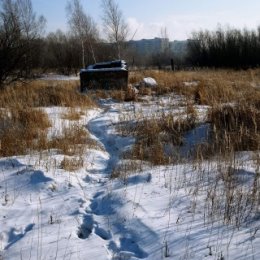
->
[[80, 60, 128, 92]]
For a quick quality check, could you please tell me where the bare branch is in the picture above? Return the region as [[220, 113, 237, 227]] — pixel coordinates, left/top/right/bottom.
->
[[66, 0, 99, 66], [101, 0, 128, 59]]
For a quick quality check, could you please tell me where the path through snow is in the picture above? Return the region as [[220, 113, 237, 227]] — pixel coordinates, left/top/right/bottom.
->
[[1, 96, 260, 260], [82, 100, 153, 259]]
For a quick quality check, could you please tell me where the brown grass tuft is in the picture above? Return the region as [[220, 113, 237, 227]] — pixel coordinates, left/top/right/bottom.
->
[[62, 108, 84, 121], [124, 113, 197, 165], [60, 156, 84, 171], [209, 104, 260, 152], [0, 80, 96, 108], [0, 108, 51, 156], [49, 124, 88, 156], [49, 123, 99, 157]]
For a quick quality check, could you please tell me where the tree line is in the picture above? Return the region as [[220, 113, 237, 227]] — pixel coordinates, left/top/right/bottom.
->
[[1, 0, 260, 87], [0, 0, 130, 87], [187, 26, 260, 68]]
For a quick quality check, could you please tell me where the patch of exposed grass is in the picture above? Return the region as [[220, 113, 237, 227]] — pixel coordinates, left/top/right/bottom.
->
[[0, 80, 97, 159], [0, 108, 51, 156], [60, 156, 84, 171], [49, 123, 100, 156], [123, 112, 197, 165], [62, 108, 84, 121], [49, 124, 89, 156], [90, 86, 137, 102], [129, 69, 260, 106], [0, 80, 96, 108], [209, 104, 260, 153]]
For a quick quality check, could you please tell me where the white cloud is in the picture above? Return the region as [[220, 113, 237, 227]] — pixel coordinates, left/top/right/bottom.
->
[[126, 11, 260, 41], [126, 15, 209, 40], [127, 17, 161, 40]]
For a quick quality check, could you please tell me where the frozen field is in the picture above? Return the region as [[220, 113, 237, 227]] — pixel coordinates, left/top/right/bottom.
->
[[0, 94, 259, 260]]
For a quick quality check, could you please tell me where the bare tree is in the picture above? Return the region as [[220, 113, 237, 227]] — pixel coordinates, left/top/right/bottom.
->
[[0, 0, 46, 86], [17, 0, 45, 38], [160, 27, 170, 53], [101, 0, 128, 59], [66, 0, 98, 67]]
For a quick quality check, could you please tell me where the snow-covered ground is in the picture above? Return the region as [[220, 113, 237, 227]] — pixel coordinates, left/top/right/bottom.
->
[[0, 95, 259, 260], [38, 74, 79, 81]]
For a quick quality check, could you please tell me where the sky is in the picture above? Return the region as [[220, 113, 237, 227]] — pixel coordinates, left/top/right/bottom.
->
[[33, 0, 260, 40]]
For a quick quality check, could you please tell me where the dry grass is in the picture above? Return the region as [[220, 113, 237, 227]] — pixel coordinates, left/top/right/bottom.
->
[[0, 80, 96, 108], [90, 86, 137, 102], [124, 68, 260, 165], [124, 112, 197, 165], [0, 80, 97, 159], [129, 69, 260, 106], [62, 108, 84, 121], [209, 104, 260, 153], [60, 156, 84, 171], [49, 124, 89, 156], [0, 108, 51, 156], [191, 103, 260, 161], [0, 110, 99, 160], [129, 69, 260, 226], [1, 70, 260, 165]]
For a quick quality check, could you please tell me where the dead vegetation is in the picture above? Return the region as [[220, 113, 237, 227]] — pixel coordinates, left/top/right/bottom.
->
[[88, 68, 260, 106], [60, 156, 84, 171], [110, 77, 260, 227], [1, 69, 260, 172], [132, 67, 260, 227], [89, 85, 138, 102], [120, 111, 197, 165], [0, 80, 97, 160], [0, 69, 259, 229], [129, 68, 260, 106], [112, 68, 260, 170], [62, 108, 85, 121], [49, 123, 99, 156], [0, 108, 51, 156], [0, 80, 95, 108], [209, 104, 260, 153]]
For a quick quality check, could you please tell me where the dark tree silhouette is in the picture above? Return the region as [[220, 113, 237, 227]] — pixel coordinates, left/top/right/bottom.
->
[[0, 0, 46, 87]]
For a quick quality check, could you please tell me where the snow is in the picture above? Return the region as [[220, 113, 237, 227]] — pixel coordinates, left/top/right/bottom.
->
[[183, 81, 199, 87], [0, 94, 259, 260], [81, 60, 128, 72], [81, 67, 128, 72], [142, 77, 157, 87], [38, 74, 79, 81]]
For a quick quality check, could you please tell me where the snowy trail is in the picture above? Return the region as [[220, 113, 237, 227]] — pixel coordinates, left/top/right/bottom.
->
[[87, 103, 125, 175], [83, 101, 152, 259], [2, 96, 260, 260]]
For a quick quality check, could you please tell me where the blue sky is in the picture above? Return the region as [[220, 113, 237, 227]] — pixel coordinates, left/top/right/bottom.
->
[[33, 0, 260, 40]]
